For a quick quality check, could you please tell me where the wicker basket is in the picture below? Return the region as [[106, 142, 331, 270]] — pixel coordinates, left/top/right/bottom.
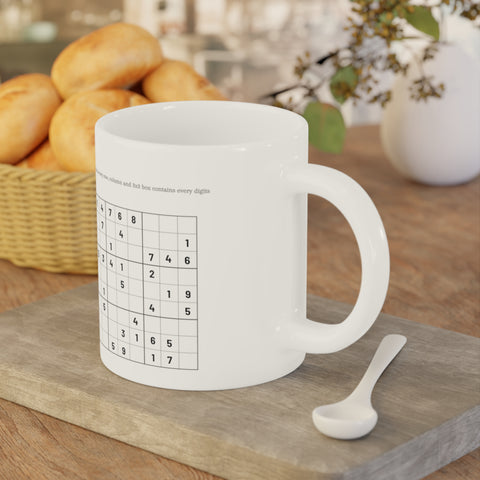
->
[[0, 163, 97, 274]]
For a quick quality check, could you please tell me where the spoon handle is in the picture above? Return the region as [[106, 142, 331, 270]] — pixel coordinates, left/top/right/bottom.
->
[[350, 334, 407, 403]]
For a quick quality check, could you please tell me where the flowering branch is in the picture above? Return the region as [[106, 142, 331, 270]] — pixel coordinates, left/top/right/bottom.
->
[[261, 0, 478, 154]]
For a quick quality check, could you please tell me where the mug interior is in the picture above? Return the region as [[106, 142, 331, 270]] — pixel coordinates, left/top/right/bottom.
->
[[96, 101, 306, 147]]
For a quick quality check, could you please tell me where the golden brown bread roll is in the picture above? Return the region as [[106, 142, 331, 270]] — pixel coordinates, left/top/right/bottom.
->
[[51, 22, 163, 99], [49, 89, 150, 173], [0, 73, 61, 164], [142, 59, 226, 102], [16, 139, 64, 171]]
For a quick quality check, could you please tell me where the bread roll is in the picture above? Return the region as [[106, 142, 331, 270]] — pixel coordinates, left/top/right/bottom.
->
[[17, 139, 64, 171], [0, 73, 61, 164], [49, 89, 150, 172], [142, 59, 226, 102], [51, 22, 163, 99]]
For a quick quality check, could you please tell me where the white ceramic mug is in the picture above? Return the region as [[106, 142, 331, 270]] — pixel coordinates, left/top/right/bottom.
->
[[95, 101, 389, 390]]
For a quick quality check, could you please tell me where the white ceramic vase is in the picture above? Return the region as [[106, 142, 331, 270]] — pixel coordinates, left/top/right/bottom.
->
[[380, 44, 480, 186]]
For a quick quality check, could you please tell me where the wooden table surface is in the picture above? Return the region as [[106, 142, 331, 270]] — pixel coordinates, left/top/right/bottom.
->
[[0, 125, 478, 479]]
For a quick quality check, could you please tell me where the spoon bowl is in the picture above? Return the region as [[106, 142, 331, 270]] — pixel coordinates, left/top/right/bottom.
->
[[312, 334, 406, 440], [313, 400, 378, 440]]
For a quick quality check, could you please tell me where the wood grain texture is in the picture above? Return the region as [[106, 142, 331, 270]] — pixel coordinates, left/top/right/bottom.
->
[[0, 283, 479, 480], [0, 400, 211, 480], [0, 125, 478, 479]]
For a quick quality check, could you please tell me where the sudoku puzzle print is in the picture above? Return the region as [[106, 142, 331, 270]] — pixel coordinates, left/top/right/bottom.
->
[[97, 195, 198, 370]]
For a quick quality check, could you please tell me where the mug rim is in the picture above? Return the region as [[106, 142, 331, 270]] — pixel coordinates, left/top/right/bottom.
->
[[95, 100, 307, 149]]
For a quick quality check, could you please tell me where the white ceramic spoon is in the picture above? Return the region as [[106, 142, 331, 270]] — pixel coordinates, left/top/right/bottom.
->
[[312, 334, 407, 440]]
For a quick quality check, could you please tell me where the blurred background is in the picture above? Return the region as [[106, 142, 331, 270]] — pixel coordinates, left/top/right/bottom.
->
[[0, 0, 479, 125]]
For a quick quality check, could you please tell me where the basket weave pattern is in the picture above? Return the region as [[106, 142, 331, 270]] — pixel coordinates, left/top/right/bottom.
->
[[0, 164, 97, 274]]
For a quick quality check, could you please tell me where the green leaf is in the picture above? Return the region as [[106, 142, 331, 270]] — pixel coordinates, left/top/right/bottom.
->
[[329, 65, 358, 104], [404, 6, 439, 40], [303, 102, 346, 154]]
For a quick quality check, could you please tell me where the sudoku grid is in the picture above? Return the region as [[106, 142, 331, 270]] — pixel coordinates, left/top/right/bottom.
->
[[96, 195, 198, 370]]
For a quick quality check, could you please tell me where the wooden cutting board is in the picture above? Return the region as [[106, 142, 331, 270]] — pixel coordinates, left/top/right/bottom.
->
[[0, 283, 478, 480]]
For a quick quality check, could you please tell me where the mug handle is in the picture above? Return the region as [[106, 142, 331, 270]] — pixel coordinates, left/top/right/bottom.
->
[[284, 164, 390, 353]]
